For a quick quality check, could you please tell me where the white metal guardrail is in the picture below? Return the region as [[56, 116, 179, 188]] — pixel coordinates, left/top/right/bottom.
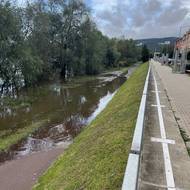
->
[[122, 64, 150, 190]]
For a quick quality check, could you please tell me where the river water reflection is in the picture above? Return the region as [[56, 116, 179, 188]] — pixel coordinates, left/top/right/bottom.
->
[[0, 69, 133, 161]]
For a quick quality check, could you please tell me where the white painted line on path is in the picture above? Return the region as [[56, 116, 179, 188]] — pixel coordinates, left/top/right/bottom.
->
[[153, 70, 176, 190], [151, 137, 175, 145], [152, 90, 162, 93], [151, 104, 166, 108]]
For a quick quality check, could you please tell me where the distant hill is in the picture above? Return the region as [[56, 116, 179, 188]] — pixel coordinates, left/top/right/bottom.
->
[[135, 37, 177, 52]]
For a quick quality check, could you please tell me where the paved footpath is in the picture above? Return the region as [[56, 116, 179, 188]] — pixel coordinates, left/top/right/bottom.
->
[[0, 147, 64, 190], [153, 61, 190, 140], [138, 61, 190, 190]]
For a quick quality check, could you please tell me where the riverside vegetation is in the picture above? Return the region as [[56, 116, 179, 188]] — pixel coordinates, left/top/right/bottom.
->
[[0, 0, 149, 95]]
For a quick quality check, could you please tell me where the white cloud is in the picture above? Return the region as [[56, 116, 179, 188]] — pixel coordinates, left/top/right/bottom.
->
[[90, 0, 190, 39], [15, 0, 190, 39]]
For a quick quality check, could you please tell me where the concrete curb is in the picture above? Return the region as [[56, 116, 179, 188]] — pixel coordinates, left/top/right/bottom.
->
[[122, 63, 150, 190]]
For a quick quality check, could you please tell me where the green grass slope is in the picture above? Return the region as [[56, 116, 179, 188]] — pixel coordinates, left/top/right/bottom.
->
[[33, 63, 149, 190]]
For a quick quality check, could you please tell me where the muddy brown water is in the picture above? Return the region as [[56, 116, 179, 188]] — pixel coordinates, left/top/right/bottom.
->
[[0, 68, 134, 163]]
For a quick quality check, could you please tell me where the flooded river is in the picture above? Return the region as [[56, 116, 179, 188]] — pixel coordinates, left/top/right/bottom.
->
[[0, 68, 134, 162]]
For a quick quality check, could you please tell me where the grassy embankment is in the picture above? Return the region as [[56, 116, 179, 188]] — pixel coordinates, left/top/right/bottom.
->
[[33, 63, 149, 190]]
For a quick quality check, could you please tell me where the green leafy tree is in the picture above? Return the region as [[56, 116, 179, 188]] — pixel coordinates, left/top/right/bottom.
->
[[141, 44, 149, 62], [0, 1, 24, 93], [104, 39, 121, 68], [160, 44, 174, 58], [50, 0, 89, 79], [0, 1, 43, 93], [117, 39, 140, 66], [84, 24, 106, 75]]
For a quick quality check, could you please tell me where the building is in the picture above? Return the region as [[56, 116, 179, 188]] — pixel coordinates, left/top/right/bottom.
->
[[174, 30, 190, 73]]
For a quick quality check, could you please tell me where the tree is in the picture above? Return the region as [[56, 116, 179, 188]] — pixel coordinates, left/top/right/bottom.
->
[[141, 44, 149, 62], [23, 1, 53, 80], [0, 1, 44, 93], [0, 0, 142, 95], [81, 19, 107, 75], [117, 39, 140, 66], [0, 1, 24, 93], [104, 39, 120, 68], [49, 0, 89, 79], [160, 44, 174, 58]]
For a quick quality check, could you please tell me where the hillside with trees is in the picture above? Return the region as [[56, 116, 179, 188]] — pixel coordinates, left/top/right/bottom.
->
[[135, 37, 177, 51]]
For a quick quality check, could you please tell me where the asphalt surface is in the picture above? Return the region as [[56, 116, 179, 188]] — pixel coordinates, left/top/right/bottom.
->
[[138, 62, 190, 190]]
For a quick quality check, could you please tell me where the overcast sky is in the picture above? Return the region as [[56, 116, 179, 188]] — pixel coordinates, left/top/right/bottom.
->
[[17, 0, 190, 39], [85, 0, 190, 39]]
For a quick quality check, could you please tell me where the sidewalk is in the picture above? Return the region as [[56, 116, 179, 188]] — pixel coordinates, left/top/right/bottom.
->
[[138, 62, 190, 190], [153, 61, 190, 141]]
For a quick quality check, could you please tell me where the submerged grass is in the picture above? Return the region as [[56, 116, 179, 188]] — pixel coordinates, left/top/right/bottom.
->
[[0, 96, 34, 111], [121, 67, 129, 75], [33, 63, 148, 190], [69, 67, 129, 84], [103, 66, 128, 73], [0, 120, 46, 151]]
